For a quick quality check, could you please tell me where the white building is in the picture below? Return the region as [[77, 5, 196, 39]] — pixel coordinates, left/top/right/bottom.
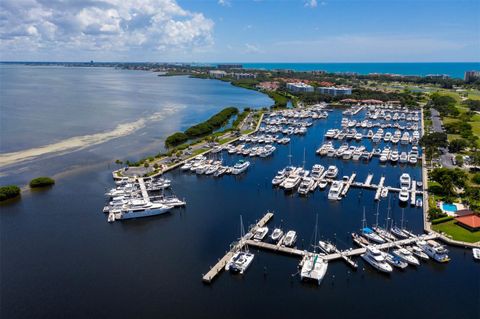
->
[[286, 82, 314, 93], [317, 86, 352, 96], [209, 70, 227, 78], [232, 73, 257, 80]]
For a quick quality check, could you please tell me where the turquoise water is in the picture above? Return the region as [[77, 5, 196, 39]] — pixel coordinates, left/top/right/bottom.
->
[[239, 62, 480, 79], [442, 203, 458, 212]]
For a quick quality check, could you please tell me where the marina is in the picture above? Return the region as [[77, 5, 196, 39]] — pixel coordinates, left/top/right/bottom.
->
[[203, 211, 442, 284]]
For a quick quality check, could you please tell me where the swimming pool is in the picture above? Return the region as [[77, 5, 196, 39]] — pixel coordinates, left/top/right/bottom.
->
[[442, 203, 458, 212]]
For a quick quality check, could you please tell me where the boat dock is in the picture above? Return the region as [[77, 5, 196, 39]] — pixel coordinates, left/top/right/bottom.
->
[[137, 178, 150, 202], [202, 212, 273, 284], [203, 212, 438, 284], [364, 173, 374, 187], [410, 181, 417, 205], [374, 176, 385, 200], [341, 172, 356, 197]]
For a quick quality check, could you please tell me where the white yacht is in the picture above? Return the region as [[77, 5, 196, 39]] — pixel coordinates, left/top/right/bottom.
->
[[328, 181, 343, 200], [400, 173, 411, 189], [472, 248, 480, 261], [270, 228, 283, 242], [214, 166, 228, 177], [260, 144, 276, 157], [113, 200, 172, 221], [272, 170, 287, 186], [393, 248, 420, 266], [361, 246, 393, 273], [318, 180, 328, 190], [325, 165, 339, 179], [281, 174, 302, 191], [318, 240, 336, 254], [253, 227, 269, 241], [385, 252, 408, 269], [399, 152, 408, 163], [311, 164, 325, 179], [390, 150, 399, 163], [231, 160, 250, 175], [298, 177, 316, 195], [300, 253, 328, 285], [399, 187, 409, 203], [283, 230, 297, 247], [225, 251, 255, 274], [417, 240, 450, 263], [406, 245, 429, 260]]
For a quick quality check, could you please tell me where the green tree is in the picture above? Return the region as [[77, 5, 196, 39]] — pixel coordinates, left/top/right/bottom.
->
[[429, 168, 467, 196], [448, 139, 468, 153]]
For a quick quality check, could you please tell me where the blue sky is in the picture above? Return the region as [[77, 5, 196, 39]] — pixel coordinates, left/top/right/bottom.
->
[[0, 0, 479, 62]]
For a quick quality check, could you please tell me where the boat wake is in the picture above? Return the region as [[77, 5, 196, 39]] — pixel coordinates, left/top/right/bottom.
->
[[0, 108, 179, 168]]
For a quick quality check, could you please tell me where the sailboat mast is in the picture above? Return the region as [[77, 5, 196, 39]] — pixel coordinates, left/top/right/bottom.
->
[[375, 201, 380, 227], [303, 147, 306, 169], [362, 207, 367, 229], [314, 214, 318, 253]]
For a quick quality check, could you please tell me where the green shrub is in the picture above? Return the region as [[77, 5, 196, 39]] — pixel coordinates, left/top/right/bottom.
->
[[431, 216, 454, 225], [428, 207, 446, 220], [29, 177, 55, 188], [472, 173, 480, 185], [0, 185, 21, 201]]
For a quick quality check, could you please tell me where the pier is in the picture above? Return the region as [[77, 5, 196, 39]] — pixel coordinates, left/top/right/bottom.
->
[[202, 212, 273, 284], [341, 172, 356, 197], [374, 176, 385, 200], [137, 178, 150, 202], [203, 212, 439, 284]]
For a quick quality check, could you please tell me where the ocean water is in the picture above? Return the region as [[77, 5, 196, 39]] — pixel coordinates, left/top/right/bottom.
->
[[1, 66, 479, 319], [240, 62, 480, 79]]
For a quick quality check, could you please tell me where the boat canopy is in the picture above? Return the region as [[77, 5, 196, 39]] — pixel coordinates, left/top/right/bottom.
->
[[362, 227, 374, 234]]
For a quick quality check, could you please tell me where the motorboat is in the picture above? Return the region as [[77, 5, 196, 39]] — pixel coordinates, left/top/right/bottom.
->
[[260, 144, 276, 157], [328, 181, 343, 200], [399, 152, 408, 163], [311, 164, 325, 179], [318, 240, 336, 254], [400, 173, 411, 189], [113, 201, 173, 221], [399, 188, 409, 203], [472, 248, 480, 261], [214, 166, 228, 177], [392, 248, 420, 266], [361, 246, 393, 273], [231, 160, 250, 175], [385, 252, 408, 269], [281, 174, 302, 191], [283, 230, 297, 247], [225, 251, 255, 274], [325, 165, 339, 179], [417, 240, 450, 263], [318, 180, 328, 190], [272, 170, 287, 186], [270, 228, 284, 242], [253, 227, 269, 241], [298, 177, 316, 195], [351, 232, 369, 247], [300, 253, 328, 285], [406, 245, 429, 260]]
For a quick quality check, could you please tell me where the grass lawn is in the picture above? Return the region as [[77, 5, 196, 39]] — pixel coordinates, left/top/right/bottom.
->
[[432, 220, 480, 243]]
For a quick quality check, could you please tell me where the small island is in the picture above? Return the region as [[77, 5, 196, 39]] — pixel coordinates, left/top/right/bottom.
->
[[0, 185, 21, 202], [29, 177, 55, 188]]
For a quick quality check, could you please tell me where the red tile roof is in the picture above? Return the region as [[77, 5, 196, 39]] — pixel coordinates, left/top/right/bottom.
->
[[455, 214, 480, 229]]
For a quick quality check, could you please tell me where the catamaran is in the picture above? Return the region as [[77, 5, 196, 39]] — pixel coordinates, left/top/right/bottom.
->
[[225, 216, 255, 274], [300, 215, 328, 285]]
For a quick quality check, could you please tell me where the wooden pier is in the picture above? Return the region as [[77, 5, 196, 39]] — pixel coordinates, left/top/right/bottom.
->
[[202, 212, 273, 284], [341, 172, 356, 197], [374, 176, 385, 200], [137, 178, 150, 202]]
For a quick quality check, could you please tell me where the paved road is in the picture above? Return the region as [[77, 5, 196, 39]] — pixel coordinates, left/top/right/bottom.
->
[[430, 108, 454, 168]]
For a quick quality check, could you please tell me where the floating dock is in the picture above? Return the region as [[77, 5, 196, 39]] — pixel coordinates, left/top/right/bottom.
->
[[374, 176, 385, 200], [341, 172, 356, 197]]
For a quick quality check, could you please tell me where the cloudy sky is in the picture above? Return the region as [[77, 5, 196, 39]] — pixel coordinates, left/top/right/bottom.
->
[[0, 0, 479, 62]]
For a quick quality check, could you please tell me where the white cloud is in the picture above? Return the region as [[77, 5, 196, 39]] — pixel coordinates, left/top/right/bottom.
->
[[218, 0, 231, 7], [244, 43, 262, 54], [304, 0, 317, 8], [0, 0, 214, 59]]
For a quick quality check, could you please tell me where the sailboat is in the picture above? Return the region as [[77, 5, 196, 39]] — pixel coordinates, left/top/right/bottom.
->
[[300, 214, 328, 284], [390, 208, 409, 239], [225, 216, 255, 274], [373, 198, 396, 241], [360, 207, 385, 244]]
